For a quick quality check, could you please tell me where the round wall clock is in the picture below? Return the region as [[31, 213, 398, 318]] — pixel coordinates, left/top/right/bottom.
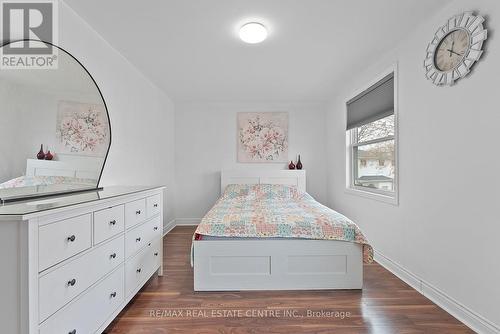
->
[[424, 12, 487, 86]]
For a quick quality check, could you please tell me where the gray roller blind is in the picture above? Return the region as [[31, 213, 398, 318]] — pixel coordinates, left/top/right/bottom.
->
[[346, 73, 394, 130]]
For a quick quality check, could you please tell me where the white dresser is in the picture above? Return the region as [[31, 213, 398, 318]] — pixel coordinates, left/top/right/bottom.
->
[[0, 186, 165, 334]]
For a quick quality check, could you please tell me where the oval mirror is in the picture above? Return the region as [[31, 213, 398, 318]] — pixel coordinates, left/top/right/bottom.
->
[[0, 40, 111, 202]]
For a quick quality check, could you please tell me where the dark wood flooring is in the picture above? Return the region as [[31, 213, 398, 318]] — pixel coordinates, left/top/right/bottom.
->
[[105, 226, 473, 334]]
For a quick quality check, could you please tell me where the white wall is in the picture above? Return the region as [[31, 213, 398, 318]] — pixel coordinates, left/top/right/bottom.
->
[[174, 101, 328, 220], [57, 2, 177, 224], [326, 0, 499, 331]]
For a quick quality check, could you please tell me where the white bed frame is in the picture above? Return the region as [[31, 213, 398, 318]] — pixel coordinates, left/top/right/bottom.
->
[[26, 157, 103, 180], [193, 170, 363, 291], [220, 169, 307, 193]]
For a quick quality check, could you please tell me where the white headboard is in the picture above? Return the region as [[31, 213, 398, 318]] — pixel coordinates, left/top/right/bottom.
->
[[26, 157, 103, 180], [221, 170, 306, 193]]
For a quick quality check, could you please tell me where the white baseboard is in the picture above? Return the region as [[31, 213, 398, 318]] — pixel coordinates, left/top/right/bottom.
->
[[175, 218, 201, 226], [374, 250, 500, 334], [163, 218, 200, 236], [162, 219, 176, 236]]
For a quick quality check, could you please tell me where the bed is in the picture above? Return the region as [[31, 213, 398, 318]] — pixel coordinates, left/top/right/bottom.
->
[[0, 158, 101, 202], [192, 170, 372, 291], [0, 158, 102, 189]]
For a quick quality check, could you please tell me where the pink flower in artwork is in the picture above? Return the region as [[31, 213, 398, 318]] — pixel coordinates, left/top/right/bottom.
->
[[84, 133, 98, 149], [70, 119, 79, 130], [62, 117, 72, 129]]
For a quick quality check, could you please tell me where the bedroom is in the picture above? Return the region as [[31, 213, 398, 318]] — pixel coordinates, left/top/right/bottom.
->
[[0, 0, 497, 333]]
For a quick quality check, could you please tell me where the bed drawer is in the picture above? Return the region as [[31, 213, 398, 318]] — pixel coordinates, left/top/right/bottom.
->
[[94, 204, 125, 244], [125, 199, 146, 229], [38, 235, 124, 322], [125, 216, 161, 259], [39, 265, 124, 334], [146, 194, 161, 218], [39, 214, 92, 271]]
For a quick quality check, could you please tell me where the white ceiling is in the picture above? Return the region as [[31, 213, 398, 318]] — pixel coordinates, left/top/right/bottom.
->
[[0, 43, 101, 95], [64, 0, 451, 102]]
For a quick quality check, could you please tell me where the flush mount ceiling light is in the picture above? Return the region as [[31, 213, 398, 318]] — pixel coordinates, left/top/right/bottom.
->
[[239, 22, 268, 44]]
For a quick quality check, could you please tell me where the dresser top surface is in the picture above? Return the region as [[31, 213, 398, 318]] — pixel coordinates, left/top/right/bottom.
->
[[0, 185, 164, 218]]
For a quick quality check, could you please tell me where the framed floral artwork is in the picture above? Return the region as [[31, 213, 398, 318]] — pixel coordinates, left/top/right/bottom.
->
[[237, 112, 288, 163], [55, 101, 110, 156]]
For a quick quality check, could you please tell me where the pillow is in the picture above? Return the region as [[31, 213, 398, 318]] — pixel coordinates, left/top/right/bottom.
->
[[222, 184, 301, 200], [254, 184, 301, 199], [221, 184, 252, 199]]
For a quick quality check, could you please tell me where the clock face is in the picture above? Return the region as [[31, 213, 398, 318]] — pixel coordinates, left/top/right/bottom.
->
[[434, 29, 470, 72], [424, 12, 487, 86]]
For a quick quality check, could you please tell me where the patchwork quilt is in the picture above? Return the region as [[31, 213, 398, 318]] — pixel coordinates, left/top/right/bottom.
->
[[0, 175, 96, 189], [194, 184, 373, 263]]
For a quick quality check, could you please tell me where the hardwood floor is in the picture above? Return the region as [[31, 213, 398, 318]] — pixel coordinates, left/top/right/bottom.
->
[[105, 226, 473, 334]]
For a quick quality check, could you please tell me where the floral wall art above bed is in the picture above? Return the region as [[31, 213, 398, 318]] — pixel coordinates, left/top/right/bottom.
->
[[56, 100, 110, 156], [237, 112, 288, 163]]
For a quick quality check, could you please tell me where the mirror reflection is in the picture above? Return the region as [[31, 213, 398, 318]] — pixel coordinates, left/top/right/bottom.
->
[[0, 40, 110, 202]]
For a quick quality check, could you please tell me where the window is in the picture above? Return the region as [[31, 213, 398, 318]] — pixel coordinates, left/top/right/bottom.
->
[[352, 115, 395, 192], [346, 70, 397, 202]]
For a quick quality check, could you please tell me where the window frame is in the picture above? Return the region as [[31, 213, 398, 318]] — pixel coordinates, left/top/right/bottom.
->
[[345, 64, 399, 205]]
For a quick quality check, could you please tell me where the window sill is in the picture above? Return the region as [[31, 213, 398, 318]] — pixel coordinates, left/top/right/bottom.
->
[[344, 187, 399, 205]]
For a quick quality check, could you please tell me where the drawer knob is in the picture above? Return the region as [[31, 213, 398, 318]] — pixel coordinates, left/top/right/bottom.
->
[[110, 253, 117, 259], [153, 226, 158, 231], [67, 278, 77, 287], [136, 237, 141, 242], [153, 203, 158, 208], [109, 220, 117, 225], [148, 242, 151, 246], [136, 268, 142, 273], [154, 252, 159, 256], [110, 291, 117, 298], [67, 235, 76, 242], [68, 330, 76, 334], [136, 210, 141, 215]]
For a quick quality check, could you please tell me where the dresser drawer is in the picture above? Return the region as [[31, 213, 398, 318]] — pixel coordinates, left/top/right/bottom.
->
[[125, 216, 162, 259], [125, 199, 146, 229], [39, 214, 92, 271], [39, 235, 124, 322], [125, 238, 162, 298], [39, 265, 124, 334], [146, 215, 162, 243], [94, 205, 125, 244], [125, 245, 149, 297], [150, 238, 162, 272], [146, 194, 161, 219]]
